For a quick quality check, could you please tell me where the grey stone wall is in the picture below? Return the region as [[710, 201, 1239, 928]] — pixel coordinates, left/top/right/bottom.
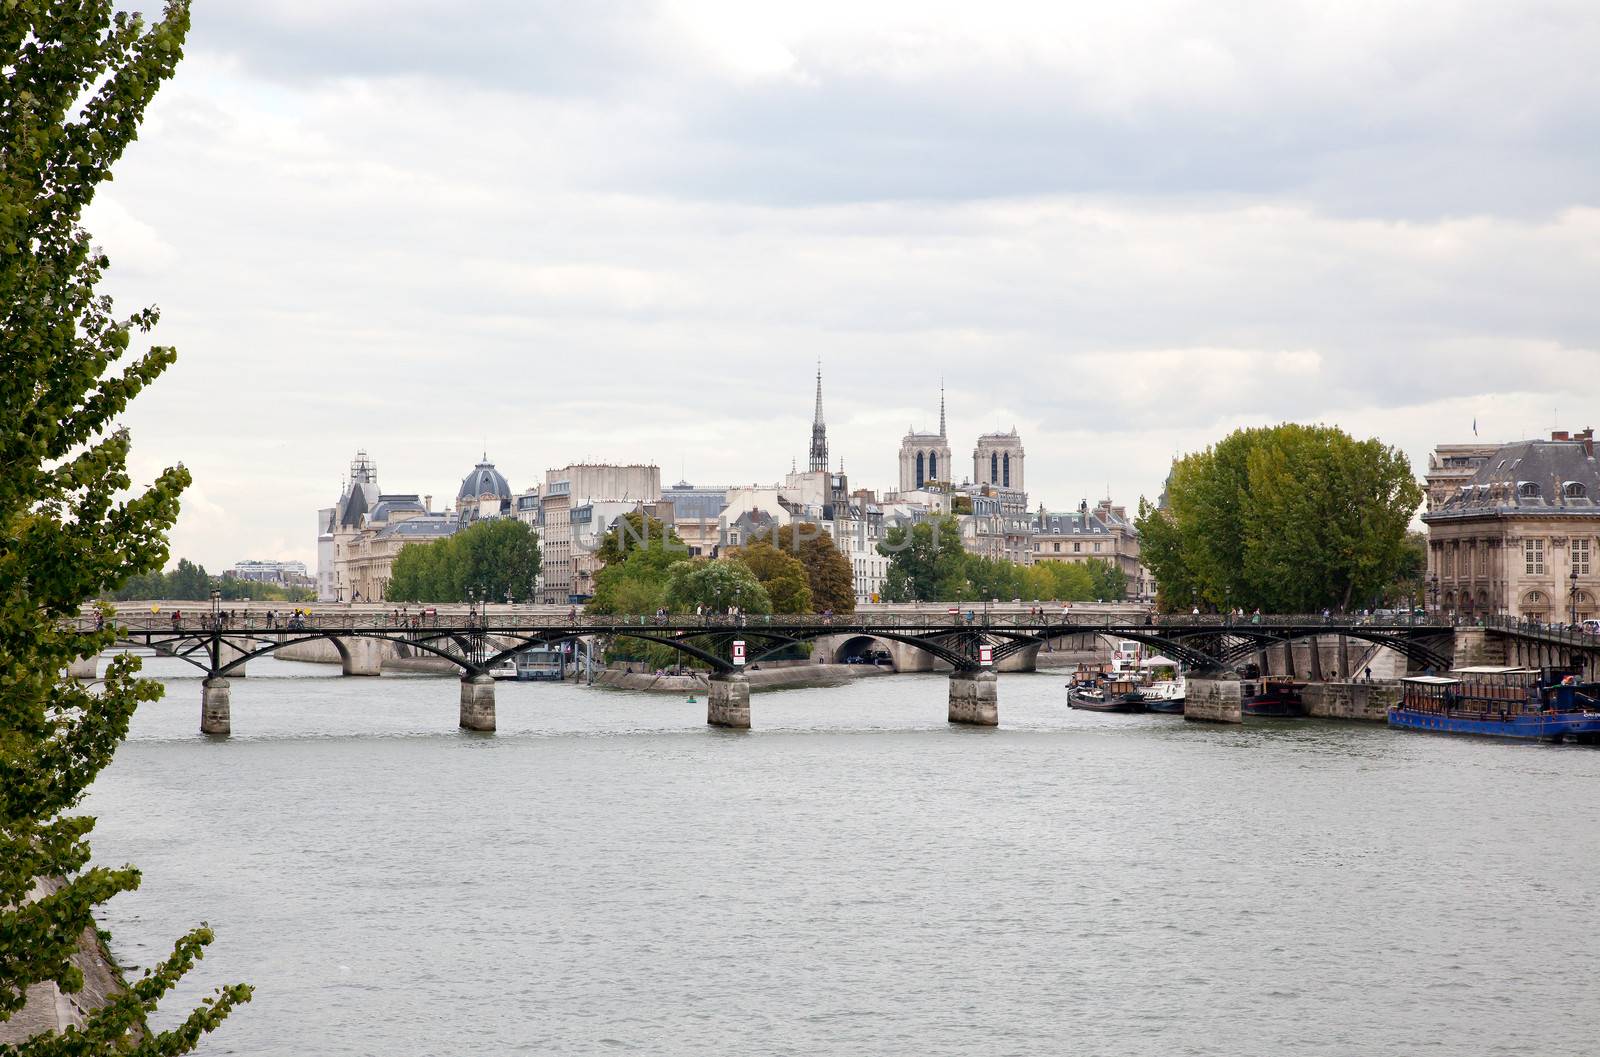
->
[[1303, 681, 1400, 722], [948, 670, 999, 726], [1185, 676, 1242, 724]]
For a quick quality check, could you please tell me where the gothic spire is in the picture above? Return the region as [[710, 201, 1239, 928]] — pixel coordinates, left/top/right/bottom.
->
[[938, 379, 946, 438], [808, 360, 829, 472]]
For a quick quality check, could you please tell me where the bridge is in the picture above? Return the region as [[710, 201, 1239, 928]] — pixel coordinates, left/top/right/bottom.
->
[[68, 603, 1600, 736]]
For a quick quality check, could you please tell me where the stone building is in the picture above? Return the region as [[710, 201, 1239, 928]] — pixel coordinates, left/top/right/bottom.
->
[[539, 463, 661, 603], [898, 388, 952, 492], [973, 430, 1027, 514], [1421, 429, 1599, 621], [1424, 442, 1499, 513], [1031, 499, 1154, 601], [456, 457, 513, 526]]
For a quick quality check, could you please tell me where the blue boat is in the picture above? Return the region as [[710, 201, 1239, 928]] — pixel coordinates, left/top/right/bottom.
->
[[1391, 667, 1600, 743]]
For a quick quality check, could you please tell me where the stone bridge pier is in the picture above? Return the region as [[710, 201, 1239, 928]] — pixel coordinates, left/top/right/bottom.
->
[[66, 655, 98, 681], [339, 636, 384, 676], [707, 672, 751, 728], [948, 670, 998, 725], [459, 674, 495, 732], [201, 677, 231, 736]]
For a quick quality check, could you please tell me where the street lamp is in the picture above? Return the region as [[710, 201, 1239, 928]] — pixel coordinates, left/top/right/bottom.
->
[[1570, 566, 1581, 627]]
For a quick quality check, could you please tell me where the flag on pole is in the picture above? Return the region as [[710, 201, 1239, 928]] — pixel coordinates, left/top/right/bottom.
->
[[1472, 417, 1478, 436]]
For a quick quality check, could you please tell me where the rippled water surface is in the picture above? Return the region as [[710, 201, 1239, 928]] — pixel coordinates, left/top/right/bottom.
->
[[85, 654, 1600, 1057]]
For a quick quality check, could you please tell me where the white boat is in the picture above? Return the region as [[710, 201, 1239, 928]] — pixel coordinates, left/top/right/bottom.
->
[[487, 660, 518, 680]]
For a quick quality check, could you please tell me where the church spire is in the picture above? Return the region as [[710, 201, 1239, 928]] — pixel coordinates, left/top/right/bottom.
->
[[938, 379, 946, 438], [808, 360, 829, 472]]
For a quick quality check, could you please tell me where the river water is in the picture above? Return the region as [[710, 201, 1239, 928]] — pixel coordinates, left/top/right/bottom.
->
[[84, 653, 1600, 1057]]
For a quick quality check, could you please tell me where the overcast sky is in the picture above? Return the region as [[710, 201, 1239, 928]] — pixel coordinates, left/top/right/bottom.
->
[[92, 0, 1600, 570]]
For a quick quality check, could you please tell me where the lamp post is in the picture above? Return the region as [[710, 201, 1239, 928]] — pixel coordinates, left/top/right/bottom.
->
[[1570, 566, 1580, 627], [209, 588, 221, 624]]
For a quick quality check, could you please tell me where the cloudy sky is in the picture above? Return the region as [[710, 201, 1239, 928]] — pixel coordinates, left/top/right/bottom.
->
[[93, 0, 1600, 569]]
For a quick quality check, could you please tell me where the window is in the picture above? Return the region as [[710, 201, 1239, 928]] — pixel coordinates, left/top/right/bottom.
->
[[1524, 538, 1545, 575], [1519, 482, 1541, 499], [1476, 545, 1487, 576], [915, 451, 925, 489], [1565, 482, 1588, 499], [1575, 538, 1592, 576], [1073, 542, 1082, 553], [1002, 452, 1011, 488], [1094, 542, 1102, 553], [990, 452, 999, 483], [1053, 542, 1061, 553], [1444, 549, 1454, 578], [929, 452, 939, 481]]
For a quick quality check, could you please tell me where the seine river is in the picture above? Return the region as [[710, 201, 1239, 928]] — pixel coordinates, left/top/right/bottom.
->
[[85, 654, 1600, 1057]]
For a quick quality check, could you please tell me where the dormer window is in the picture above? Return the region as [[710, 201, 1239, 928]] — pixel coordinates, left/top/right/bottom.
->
[[1518, 481, 1541, 499], [1563, 481, 1588, 499]]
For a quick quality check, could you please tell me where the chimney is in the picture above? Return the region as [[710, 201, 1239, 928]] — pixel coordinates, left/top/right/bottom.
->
[[1552, 430, 1570, 441], [424, 495, 432, 512], [1582, 428, 1595, 457]]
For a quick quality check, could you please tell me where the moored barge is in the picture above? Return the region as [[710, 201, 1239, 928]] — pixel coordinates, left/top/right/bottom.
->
[[1391, 666, 1600, 743]]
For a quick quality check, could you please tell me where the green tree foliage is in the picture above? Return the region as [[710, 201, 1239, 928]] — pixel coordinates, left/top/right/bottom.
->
[[386, 518, 540, 603], [753, 524, 855, 614], [587, 515, 688, 616], [1383, 530, 1428, 610], [664, 559, 773, 615], [878, 518, 968, 601], [1135, 423, 1424, 612], [109, 560, 312, 602], [1, 1, 251, 1049], [1084, 558, 1128, 602], [729, 542, 812, 614]]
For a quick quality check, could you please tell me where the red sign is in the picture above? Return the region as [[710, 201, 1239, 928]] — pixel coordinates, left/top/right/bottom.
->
[[979, 645, 994, 667], [732, 640, 746, 666]]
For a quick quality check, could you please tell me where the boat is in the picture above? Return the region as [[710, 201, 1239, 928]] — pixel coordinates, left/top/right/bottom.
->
[[1242, 678, 1306, 718], [1390, 666, 1600, 743], [1141, 678, 1186, 715], [1067, 674, 1148, 713], [487, 659, 518, 681]]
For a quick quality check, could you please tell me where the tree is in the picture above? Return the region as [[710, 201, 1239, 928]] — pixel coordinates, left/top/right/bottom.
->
[[587, 515, 688, 616], [664, 558, 772, 614], [1135, 424, 1423, 612], [759, 524, 856, 613], [2, 1, 251, 1050], [1084, 558, 1127, 602], [879, 517, 967, 602], [594, 511, 682, 567], [386, 519, 540, 603], [729, 542, 813, 614]]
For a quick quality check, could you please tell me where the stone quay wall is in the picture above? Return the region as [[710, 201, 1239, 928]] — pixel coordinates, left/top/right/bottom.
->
[[1302, 681, 1401, 722], [1185, 676, 1243, 724]]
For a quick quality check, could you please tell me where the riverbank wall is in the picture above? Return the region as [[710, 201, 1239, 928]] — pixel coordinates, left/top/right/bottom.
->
[[1302, 681, 1401, 722], [594, 663, 890, 694], [0, 880, 130, 1045]]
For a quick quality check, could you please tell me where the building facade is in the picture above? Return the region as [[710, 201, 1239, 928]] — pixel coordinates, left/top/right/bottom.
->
[[1422, 430, 1599, 622], [539, 463, 661, 603], [973, 430, 1027, 514], [1031, 499, 1154, 601]]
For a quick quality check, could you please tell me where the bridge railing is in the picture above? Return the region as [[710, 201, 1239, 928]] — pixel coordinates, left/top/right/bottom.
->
[[73, 610, 1460, 636], [1478, 613, 1600, 648]]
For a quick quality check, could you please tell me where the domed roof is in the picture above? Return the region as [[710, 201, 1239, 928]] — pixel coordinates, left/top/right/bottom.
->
[[458, 458, 512, 502]]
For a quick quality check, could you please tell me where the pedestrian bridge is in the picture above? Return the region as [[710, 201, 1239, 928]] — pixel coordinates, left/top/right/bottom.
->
[[70, 606, 1600, 736]]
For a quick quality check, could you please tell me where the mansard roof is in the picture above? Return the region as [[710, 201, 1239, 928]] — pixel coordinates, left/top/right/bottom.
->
[[1425, 438, 1600, 520]]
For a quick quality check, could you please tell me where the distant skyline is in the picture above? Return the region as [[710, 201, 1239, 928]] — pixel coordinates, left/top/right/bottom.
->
[[89, 1, 1600, 568]]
